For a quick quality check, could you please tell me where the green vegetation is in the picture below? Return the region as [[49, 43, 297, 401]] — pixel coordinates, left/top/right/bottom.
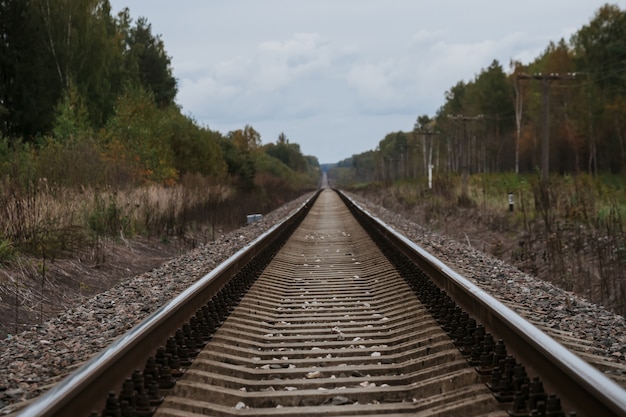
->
[[332, 4, 626, 184], [0, 238, 14, 265], [345, 173, 626, 315], [0, 0, 319, 259], [0, 1, 319, 333], [330, 4, 626, 315]]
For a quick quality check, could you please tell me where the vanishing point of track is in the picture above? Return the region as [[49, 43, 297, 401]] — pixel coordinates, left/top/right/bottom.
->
[[19, 189, 626, 417]]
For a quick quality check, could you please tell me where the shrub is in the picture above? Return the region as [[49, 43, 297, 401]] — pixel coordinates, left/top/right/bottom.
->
[[0, 238, 15, 265]]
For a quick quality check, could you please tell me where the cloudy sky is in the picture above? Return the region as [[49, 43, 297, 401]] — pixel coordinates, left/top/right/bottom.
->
[[109, 1, 623, 164]]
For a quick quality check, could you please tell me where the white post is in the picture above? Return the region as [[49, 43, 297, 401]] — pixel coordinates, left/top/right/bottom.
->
[[428, 164, 433, 189]]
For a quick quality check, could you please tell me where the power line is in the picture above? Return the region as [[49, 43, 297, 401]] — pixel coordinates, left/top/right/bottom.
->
[[414, 129, 441, 189]]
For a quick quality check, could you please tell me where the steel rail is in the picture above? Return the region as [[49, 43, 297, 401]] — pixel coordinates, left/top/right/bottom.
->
[[18, 191, 320, 417], [337, 189, 626, 417]]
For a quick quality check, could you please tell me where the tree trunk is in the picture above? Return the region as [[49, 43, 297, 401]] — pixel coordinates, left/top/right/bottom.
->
[[514, 80, 523, 174], [614, 115, 626, 173]]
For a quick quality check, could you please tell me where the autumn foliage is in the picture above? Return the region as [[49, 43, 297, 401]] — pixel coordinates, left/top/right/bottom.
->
[[330, 4, 626, 315], [0, 1, 319, 262]]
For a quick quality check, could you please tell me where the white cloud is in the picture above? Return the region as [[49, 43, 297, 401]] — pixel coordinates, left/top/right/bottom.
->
[[344, 30, 553, 117], [411, 29, 445, 46], [347, 61, 399, 102], [251, 33, 333, 92], [110, 0, 623, 163], [178, 32, 352, 126]]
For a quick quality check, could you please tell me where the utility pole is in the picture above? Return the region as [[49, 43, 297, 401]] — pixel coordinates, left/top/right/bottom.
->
[[401, 145, 419, 179], [516, 73, 576, 182], [448, 115, 483, 198], [415, 130, 440, 189], [513, 77, 523, 175]]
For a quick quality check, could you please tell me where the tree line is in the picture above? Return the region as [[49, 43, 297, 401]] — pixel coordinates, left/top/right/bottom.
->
[[0, 0, 319, 267], [0, 0, 319, 190], [336, 4, 626, 183]]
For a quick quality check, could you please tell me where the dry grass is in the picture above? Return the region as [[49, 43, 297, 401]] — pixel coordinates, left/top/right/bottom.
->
[[0, 171, 313, 335], [350, 174, 626, 316], [0, 175, 235, 261]]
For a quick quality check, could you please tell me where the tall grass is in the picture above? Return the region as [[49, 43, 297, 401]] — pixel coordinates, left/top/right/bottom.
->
[[350, 173, 626, 316], [0, 171, 311, 334], [0, 176, 236, 255]]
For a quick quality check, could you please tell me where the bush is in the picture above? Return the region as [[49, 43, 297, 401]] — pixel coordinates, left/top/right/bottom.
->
[[36, 137, 109, 187], [103, 88, 178, 185], [87, 192, 129, 237], [0, 238, 15, 265]]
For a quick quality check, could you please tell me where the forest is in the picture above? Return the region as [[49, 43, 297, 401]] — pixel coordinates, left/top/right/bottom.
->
[[330, 4, 626, 315], [0, 0, 320, 262], [333, 4, 626, 183]]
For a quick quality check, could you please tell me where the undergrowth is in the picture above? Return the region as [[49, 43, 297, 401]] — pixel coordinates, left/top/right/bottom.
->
[[349, 173, 626, 316]]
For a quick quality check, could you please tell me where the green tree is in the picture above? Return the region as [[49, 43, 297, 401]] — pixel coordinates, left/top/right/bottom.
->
[[219, 134, 256, 190], [352, 150, 379, 182], [167, 112, 227, 179], [125, 17, 177, 108], [466, 60, 515, 172], [378, 131, 408, 181], [572, 4, 626, 173], [264, 133, 308, 172], [0, 0, 127, 139], [52, 82, 93, 141], [572, 4, 626, 99], [104, 88, 177, 184], [413, 114, 434, 176], [0, 0, 61, 139], [32, 0, 127, 125], [435, 81, 467, 175]]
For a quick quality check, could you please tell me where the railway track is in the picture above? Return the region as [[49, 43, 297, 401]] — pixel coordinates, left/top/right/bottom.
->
[[19, 189, 626, 417]]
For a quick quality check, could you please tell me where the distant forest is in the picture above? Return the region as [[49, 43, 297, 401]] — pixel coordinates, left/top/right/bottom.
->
[[335, 4, 626, 184]]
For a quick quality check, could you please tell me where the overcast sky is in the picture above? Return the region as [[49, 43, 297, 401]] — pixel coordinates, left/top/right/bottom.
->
[[108, 1, 623, 164]]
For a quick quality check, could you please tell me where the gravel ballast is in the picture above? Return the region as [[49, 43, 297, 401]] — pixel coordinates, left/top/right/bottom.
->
[[1, 190, 625, 414]]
